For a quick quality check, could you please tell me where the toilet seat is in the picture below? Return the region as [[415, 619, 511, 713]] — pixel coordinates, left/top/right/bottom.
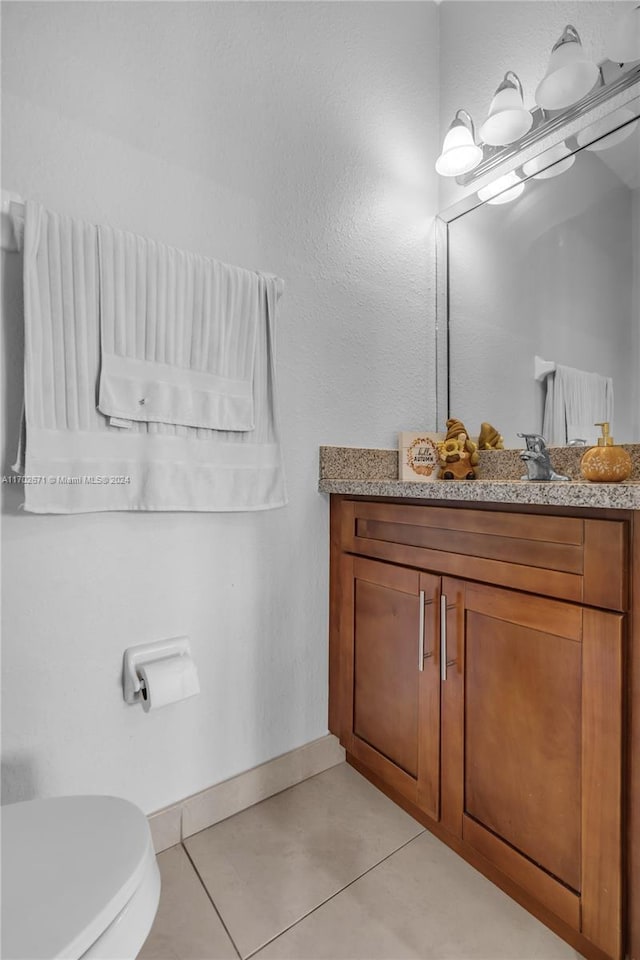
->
[[1, 795, 161, 960]]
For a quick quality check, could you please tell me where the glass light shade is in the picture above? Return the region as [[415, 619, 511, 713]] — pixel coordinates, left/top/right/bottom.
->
[[478, 171, 525, 205], [576, 108, 638, 151], [605, 4, 640, 63], [480, 85, 533, 146], [523, 142, 576, 179], [436, 119, 483, 176], [488, 181, 525, 205], [535, 27, 599, 110]]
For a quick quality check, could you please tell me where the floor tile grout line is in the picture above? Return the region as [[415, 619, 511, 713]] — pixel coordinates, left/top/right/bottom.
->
[[181, 758, 347, 841], [181, 759, 426, 846], [243, 829, 426, 960], [181, 840, 243, 960]]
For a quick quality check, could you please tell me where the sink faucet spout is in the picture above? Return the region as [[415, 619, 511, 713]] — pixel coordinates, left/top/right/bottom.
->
[[517, 434, 570, 481]]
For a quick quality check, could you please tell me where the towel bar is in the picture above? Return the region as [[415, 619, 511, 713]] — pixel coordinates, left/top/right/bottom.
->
[[534, 355, 556, 381], [1, 191, 25, 252]]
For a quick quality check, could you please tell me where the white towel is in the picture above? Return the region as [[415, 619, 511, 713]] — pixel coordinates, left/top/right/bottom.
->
[[542, 363, 614, 446], [15, 202, 287, 513], [97, 226, 260, 431]]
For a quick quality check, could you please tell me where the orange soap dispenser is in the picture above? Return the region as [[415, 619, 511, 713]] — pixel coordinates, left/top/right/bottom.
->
[[580, 422, 632, 482]]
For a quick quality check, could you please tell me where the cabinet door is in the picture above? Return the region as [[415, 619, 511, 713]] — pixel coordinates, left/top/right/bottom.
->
[[441, 578, 623, 959], [341, 555, 441, 818]]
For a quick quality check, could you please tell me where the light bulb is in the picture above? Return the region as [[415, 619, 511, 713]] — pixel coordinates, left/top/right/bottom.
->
[[535, 25, 599, 111], [436, 110, 483, 177], [576, 108, 638, 152], [523, 142, 576, 180], [478, 171, 525, 205], [605, 3, 640, 63], [480, 72, 533, 147]]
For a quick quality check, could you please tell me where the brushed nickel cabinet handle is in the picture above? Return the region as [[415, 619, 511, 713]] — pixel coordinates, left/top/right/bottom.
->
[[440, 594, 448, 682], [418, 590, 425, 672]]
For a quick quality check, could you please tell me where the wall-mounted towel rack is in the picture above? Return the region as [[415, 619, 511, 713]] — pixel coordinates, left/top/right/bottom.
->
[[534, 355, 556, 381], [1, 191, 25, 252]]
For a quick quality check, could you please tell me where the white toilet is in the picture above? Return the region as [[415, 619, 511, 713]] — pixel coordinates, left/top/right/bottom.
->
[[1, 795, 161, 959]]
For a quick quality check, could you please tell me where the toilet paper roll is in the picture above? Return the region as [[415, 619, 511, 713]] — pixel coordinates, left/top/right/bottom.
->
[[138, 655, 200, 712]]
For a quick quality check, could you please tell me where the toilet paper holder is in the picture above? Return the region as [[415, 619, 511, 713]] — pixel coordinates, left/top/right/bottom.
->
[[123, 636, 193, 705]]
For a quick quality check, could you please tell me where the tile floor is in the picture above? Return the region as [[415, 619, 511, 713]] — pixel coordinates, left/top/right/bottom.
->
[[139, 763, 583, 960]]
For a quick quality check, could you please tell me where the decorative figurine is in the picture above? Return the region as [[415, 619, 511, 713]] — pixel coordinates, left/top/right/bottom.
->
[[438, 418, 480, 480], [478, 421, 504, 450], [518, 434, 569, 481]]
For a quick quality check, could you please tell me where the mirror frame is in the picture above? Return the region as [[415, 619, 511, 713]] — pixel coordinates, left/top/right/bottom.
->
[[435, 67, 640, 435]]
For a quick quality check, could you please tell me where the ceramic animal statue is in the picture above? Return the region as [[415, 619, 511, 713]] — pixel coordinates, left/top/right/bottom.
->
[[478, 421, 504, 450], [518, 433, 569, 481], [438, 418, 479, 480]]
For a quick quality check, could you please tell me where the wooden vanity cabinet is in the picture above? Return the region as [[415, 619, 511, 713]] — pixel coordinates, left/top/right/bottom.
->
[[330, 496, 637, 960]]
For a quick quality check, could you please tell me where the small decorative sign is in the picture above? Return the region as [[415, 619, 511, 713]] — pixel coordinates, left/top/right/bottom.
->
[[399, 432, 443, 482]]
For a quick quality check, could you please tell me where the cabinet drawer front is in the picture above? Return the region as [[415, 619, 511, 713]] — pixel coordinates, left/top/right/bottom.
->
[[341, 501, 627, 609]]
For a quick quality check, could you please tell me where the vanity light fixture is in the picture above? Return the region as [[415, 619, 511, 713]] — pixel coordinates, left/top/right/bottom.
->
[[605, 3, 640, 64], [435, 19, 640, 186], [535, 25, 600, 111], [479, 72, 533, 146], [435, 109, 483, 177], [576, 107, 639, 151], [522, 142, 575, 179], [477, 171, 525, 205]]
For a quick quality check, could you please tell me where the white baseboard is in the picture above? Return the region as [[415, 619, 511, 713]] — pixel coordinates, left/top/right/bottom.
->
[[148, 734, 345, 853]]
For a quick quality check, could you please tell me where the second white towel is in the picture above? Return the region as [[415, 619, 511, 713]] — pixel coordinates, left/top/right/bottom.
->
[[97, 225, 262, 431]]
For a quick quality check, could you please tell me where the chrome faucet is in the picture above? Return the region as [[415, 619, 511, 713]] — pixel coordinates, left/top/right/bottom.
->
[[518, 434, 570, 481]]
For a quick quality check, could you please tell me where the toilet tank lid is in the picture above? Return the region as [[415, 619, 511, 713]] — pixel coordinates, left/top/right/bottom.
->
[[1, 795, 153, 960]]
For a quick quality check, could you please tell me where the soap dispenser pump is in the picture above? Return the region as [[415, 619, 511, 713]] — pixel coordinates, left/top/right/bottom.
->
[[580, 422, 632, 482]]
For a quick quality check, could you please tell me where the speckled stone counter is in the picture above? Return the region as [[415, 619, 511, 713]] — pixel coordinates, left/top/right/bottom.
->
[[319, 445, 640, 510]]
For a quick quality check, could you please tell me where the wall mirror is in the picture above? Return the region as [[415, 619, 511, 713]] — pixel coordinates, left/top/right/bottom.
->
[[436, 77, 640, 449]]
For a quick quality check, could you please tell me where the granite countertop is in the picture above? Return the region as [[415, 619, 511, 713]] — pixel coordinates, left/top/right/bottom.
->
[[319, 446, 640, 510]]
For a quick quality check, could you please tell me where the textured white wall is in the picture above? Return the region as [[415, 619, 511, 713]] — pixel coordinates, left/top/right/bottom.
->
[[1, 1, 439, 812]]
